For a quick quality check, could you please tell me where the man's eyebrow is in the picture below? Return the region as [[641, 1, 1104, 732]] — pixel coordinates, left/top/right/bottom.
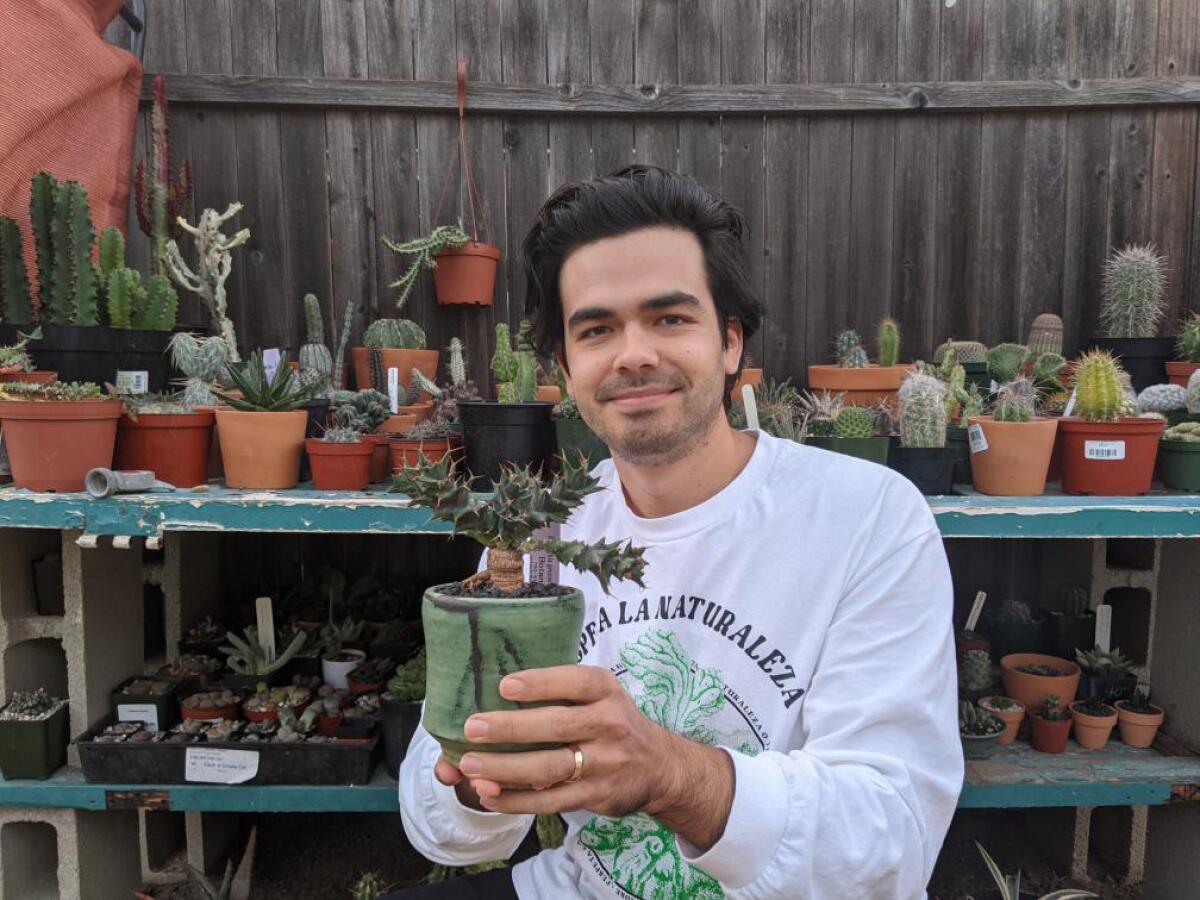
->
[[566, 292, 701, 329]]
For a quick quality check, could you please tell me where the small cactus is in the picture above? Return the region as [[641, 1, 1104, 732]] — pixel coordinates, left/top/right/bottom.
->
[[986, 343, 1029, 385], [447, 336, 467, 386], [1039, 695, 1068, 722], [1101, 244, 1166, 338], [877, 317, 900, 368], [834, 406, 875, 439], [363, 317, 426, 350], [43, 178, 98, 326], [1177, 313, 1200, 363], [1073, 350, 1125, 423], [1164, 421, 1200, 443], [898, 371, 947, 448], [493, 321, 536, 403], [332, 300, 355, 391], [299, 294, 334, 399], [169, 332, 230, 405], [959, 700, 1003, 736], [321, 425, 361, 443], [993, 377, 1036, 423], [1026, 312, 1064, 358], [1135, 383, 1187, 414], [835, 330, 868, 368], [410, 367, 442, 400], [105, 267, 141, 328], [958, 650, 993, 692], [1187, 368, 1200, 414], [166, 204, 248, 360], [97, 226, 125, 284]]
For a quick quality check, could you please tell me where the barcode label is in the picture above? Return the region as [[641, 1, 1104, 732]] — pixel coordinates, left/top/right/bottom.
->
[[1084, 440, 1125, 461], [968, 424, 988, 454]]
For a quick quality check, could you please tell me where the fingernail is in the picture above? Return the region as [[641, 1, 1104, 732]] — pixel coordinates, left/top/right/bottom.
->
[[500, 676, 524, 699], [479, 795, 497, 809], [464, 718, 489, 739], [459, 754, 482, 775]]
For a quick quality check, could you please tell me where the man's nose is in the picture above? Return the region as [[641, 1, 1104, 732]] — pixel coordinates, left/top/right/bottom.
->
[[611, 324, 660, 372]]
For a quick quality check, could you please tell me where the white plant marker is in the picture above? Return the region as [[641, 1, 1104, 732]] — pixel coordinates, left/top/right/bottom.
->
[[262, 348, 281, 382], [1094, 604, 1113, 653], [387, 367, 400, 413], [742, 384, 760, 431], [965, 590, 987, 633], [256, 595, 275, 660]]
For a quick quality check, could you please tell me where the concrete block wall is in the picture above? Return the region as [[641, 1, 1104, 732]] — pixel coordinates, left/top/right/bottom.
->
[[0, 807, 140, 900]]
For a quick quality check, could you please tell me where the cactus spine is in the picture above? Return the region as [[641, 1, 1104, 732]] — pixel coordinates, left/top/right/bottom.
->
[[877, 318, 900, 368], [898, 371, 947, 448], [448, 337, 467, 387], [332, 300, 355, 391], [834, 406, 875, 439], [0, 217, 31, 324], [1101, 244, 1166, 338], [299, 293, 334, 398], [1073, 350, 1124, 423]]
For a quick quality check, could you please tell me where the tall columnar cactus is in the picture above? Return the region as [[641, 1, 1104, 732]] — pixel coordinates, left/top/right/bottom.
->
[[29, 171, 56, 312], [136, 275, 179, 331], [105, 268, 141, 328], [1073, 350, 1125, 423], [993, 377, 1036, 423], [834, 406, 875, 439], [169, 332, 231, 405], [363, 317, 426, 350], [165, 203, 249, 361], [492, 321, 537, 404], [332, 300, 355, 391], [835, 329, 869, 368], [0, 216, 32, 324], [447, 336, 467, 387], [410, 367, 442, 399], [898, 371, 947, 448], [1178, 313, 1200, 363], [986, 343, 1028, 385], [1188, 369, 1200, 415], [877, 318, 900, 368], [135, 75, 192, 275], [1101, 244, 1167, 338], [97, 226, 124, 285], [45, 179, 99, 326], [1026, 312, 1064, 358], [299, 293, 334, 398]]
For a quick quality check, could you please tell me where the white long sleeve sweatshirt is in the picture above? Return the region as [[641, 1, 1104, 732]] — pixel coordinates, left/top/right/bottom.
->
[[399, 431, 963, 899]]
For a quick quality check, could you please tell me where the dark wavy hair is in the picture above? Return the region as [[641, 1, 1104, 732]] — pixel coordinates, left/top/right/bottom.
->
[[520, 165, 763, 397]]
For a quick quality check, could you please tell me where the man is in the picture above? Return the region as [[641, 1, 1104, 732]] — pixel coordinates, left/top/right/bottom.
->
[[397, 166, 962, 899]]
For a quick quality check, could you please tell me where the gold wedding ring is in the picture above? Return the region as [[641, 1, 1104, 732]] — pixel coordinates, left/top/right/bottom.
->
[[565, 744, 585, 783]]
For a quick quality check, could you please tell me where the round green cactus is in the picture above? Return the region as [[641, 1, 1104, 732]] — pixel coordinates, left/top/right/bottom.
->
[[834, 406, 875, 439], [1073, 350, 1125, 423]]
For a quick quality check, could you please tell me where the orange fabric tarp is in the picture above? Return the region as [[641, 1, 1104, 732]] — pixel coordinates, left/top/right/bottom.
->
[[0, 0, 142, 306]]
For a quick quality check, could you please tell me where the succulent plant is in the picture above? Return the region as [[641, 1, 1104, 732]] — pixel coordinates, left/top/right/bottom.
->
[[1135, 383, 1187, 414], [399, 419, 450, 441], [390, 451, 646, 594], [1101, 244, 1166, 338], [735, 378, 804, 440], [493, 321, 537, 403], [0, 327, 40, 373], [409, 367, 442, 401], [220, 626, 306, 677], [1124, 688, 1157, 714], [798, 388, 844, 438], [959, 700, 1003, 736], [1073, 350, 1125, 423], [135, 75, 193, 275], [975, 841, 1098, 900], [333, 389, 390, 434], [993, 377, 1036, 423], [1031, 352, 1066, 396], [834, 405, 875, 439], [352, 872, 386, 900], [381, 223, 470, 309], [298, 293, 334, 399], [1177, 313, 1200, 363], [1038, 695, 1069, 722], [120, 391, 194, 417], [322, 424, 362, 443], [165, 204, 249, 361], [385, 648, 426, 702], [981, 695, 1022, 712], [898, 370, 947, 448], [1075, 645, 1134, 677], [363, 316, 426, 351], [1164, 421, 1200, 442], [958, 649, 993, 692], [1026, 312, 1064, 358], [1041, 390, 1071, 417], [1017, 663, 1064, 677], [217, 349, 313, 412], [0, 380, 102, 401], [0, 215, 33, 324], [169, 332, 231, 406], [835, 329, 869, 368], [986, 343, 1029, 385], [319, 619, 366, 658], [27, 174, 100, 326], [877, 317, 900, 367], [0, 688, 64, 721]]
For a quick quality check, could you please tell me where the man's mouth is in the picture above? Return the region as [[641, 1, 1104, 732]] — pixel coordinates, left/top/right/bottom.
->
[[605, 387, 677, 409]]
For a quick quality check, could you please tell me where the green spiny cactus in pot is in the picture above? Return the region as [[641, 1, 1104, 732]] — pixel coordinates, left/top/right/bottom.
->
[[898, 371, 947, 448], [877, 317, 901, 368], [0, 216, 33, 324], [363, 316, 426, 351], [298, 293, 334, 398], [1072, 350, 1125, 423], [1101, 244, 1166, 338], [959, 649, 993, 693], [1177, 313, 1200, 363], [493, 321, 537, 403], [334, 389, 390, 435], [833, 405, 875, 439], [835, 329, 869, 369], [992, 377, 1037, 423], [170, 332, 230, 406]]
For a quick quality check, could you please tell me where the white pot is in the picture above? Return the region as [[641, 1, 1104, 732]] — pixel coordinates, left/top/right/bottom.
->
[[321, 650, 366, 690]]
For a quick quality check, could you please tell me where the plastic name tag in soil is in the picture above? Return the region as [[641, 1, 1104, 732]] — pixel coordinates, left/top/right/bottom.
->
[[968, 424, 988, 454]]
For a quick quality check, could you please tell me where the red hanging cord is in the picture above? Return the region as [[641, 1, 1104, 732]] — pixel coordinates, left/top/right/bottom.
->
[[430, 59, 486, 244]]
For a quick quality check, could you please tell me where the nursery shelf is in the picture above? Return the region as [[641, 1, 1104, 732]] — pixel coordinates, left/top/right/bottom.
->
[[0, 483, 1197, 539]]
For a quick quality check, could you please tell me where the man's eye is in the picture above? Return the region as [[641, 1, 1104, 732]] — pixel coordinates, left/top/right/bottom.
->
[[660, 315, 687, 326], [580, 325, 610, 339]]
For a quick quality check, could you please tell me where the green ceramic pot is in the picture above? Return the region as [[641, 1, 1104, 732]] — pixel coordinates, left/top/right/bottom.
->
[[422, 584, 585, 763], [1159, 438, 1200, 491], [555, 418, 610, 467], [827, 435, 890, 466]]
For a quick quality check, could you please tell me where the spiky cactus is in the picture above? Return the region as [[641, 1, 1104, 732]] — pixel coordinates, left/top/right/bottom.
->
[[28, 172, 56, 314], [1039, 695, 1068, 722], [1178, 313, 1200, 363], [165, 204, 249, 361], [986, 343, 1028, 385], [1135, 383, 1187, 414], [959, 649, 993, 692], [333, 389, 390, 434], [834, 406, 875, 439], [137, 275, 178, 331], [835, 329, 869, 368], [0, 216, 32, 324], [322, 425, 361, 443], [1026, 312, 1064, 358], [390, 452, 646, 594], [994, 377, 1036, 423], [39, 178, 98, 326], [493, 321, 536, 403], [169, 332, 230, 405], [448, 337, 467, 386], [332, 300, 355, 391], [1188, 369, 1200, 415], [363, 317, 426, 350], [1101, 244, 1166, 338], [959, 701, 1003, 736], [97, 226, 124, 285], [381, 223, 470, 309], [135, 75, 192, 275], [298, 293, 334, 399], [898, 371, 947, 448], [935, 340, 988, 365], [1073, 350, 1125, 423], [877, 318, 900, 367], [960, 382, 985, 425], [410, 367, 442, 399], [105, 268, 140, 328], [1032, 352, 1067, 395]]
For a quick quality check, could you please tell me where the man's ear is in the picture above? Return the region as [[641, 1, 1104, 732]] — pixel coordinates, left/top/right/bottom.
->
[[724, 318, 744, 376]]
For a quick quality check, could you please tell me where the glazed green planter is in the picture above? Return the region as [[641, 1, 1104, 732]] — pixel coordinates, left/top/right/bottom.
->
[[0, 702, 69, 780], [825, 435, 890, 465], [555, 418, 610, 467], [1159, 439, 1200, 491], [422, 584, 584, 764]]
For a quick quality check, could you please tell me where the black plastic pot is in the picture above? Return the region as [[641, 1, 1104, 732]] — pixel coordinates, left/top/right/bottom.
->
[[0, 702, 69, 780], [889, 446, 956, 495], [381, 695, 423, 777], [945, 427, 972, 487], [962, 361, 992, 395], [1041, 610, 1095, 661], [0, 323, 177, 392], [981, 618, 1044, 662], [1080, 672, 1138, 704], [111, 675, 184, 733], [458, 401, 556, 489], [555, 418, 610, 468], [299, 398, 332, 482], [1088, 336, 1175, 392]]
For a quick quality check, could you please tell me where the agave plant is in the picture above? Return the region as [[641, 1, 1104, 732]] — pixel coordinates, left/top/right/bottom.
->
[[219, 626, 306, 676], [975, 842, 1097, 900], [216, 349, 312, 412]]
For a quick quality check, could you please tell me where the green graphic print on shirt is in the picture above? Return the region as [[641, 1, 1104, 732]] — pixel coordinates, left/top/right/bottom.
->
[[578, 630, 762, 900]]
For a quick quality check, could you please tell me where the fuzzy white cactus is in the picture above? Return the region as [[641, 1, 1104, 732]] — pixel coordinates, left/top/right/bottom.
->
[[1135, 383, 1187, 414]]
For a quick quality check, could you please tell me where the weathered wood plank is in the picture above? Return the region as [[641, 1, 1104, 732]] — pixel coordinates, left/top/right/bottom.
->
[[590, 0, 636, 178], [676, 0, 721, 193], [633, 0, 678, 170], [547, 0, 593, 193]]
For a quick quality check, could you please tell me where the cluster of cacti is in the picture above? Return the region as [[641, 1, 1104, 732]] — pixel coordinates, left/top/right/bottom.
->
[[959, 700, 1003, 736], [835, 329, 869, 368], [1177, 313, 1200, 363], [1073, 350, 1125, 423], [219, 626, 306, 676], [1026, 312, 1064, 358], [1135, 383, 1187, 414], [1075, 645, 1134, 677], [298, 294, 334, 398], [1031, 352, 1066, 395], [985, 342, 1028, 385], [0, 216, 32, 324], [0, 688, 63, 721], [0, 328, 39, 372], [1164, 421, 1200, 443], [898, 371, 947, 448], [322, 425, 361, 443], [1, 380, 101, 401], [798, 389, 843, 438], [1039, 695, 1069, 721], [363, 316, 426, 350], [877, 317, 900, 367], [833, 405, 875, 439], [381, 223, 470, 308], [98, 225, 178, 330], [165, 203, 249, 361], [958, 649, 993, 692], [935, 339, 987, 365], [169, 332, 231, 405], [134, 75, 192, 275], [1101, 244, 1166, 338], [993, 377, 1037, 423], [493, 321, 537, 403]]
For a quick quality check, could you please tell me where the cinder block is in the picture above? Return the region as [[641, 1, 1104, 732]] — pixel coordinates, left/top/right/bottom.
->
[[0, 529, 63, 623], [139, 809, 186, 885], [162, 532, 222, 661], [186, 810, 242, 876], [0, 807, 140, 900], [1145, 804, 1200, 898]]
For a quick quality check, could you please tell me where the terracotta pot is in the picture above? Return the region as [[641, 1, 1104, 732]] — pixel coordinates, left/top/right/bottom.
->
[[433, 242, 500, 306], [364, 433, 391, 483], [317, 713, 343, 737], [305, 438, 373, 491], [350, 348, 440, 395], [0, 398, 123, 491], [180, 703, 240, 722], [731, 367, 763, 401], [966, 415, 1059, 496], [1070, 701, 1118, 750], [1057, 416, 1166, 496], [0, 370, 57, 385], [215, 409, 308, 489], [347, 676, 383, 696], [979, 696, 1025, 745], [807, 364, 912, 408], [999, 653, 1081, 714], [389, 437, 452, 472], [536, 385, 562, 404], [1029, 713, 1072, 753], [399, 402, 433, 424], [1115, 700, 1165, 749], [115, 410, 216, 489], [1166, 360, 1200, 387], [382, 412, 419, 435]]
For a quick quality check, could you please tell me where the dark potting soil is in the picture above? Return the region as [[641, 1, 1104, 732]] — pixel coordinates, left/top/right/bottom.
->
[[444, 582, 577, 599]]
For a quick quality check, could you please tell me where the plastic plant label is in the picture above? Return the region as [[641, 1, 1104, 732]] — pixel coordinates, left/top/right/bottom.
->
[[117, 703, 159, 733], [967, 424, 988, 454], [115, 371, 149, 394], [1063, 388, 1077, 417], [387, 368, 400, 413], [185, 748, 260, 784], [1084, 440, 1125, 461], [528, 524, 560, 585], [262, 348, 281, 382], [989, 380, 1000, 394]]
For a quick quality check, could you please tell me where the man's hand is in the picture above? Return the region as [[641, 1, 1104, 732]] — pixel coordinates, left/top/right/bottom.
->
[[433, 665, 735, 851]]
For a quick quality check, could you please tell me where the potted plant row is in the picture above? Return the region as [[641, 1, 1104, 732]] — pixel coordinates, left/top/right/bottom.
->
[[808, 318, 909, 408]]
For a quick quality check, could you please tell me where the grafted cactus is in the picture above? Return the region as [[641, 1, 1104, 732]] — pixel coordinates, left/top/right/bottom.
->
[[986, 343, 1028, 385], [898, 371, 947, 448], [170, 332, 231, 405], [165, 203, 249, 361], [835, 329, 869, 368], [0, 216, 31, 324], [1101, 244, 1166, 338], [299, 293, 334, 399], [1135, 383, 1187, 414], [1074, 350, 1125, 423]]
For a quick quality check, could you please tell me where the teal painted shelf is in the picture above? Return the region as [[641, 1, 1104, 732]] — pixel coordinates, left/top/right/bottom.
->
[[0, 482, 1197, 539], [3, 742, 1198, 812]]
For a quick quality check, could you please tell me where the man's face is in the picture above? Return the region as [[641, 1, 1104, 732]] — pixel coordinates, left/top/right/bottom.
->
[[558, 226, 743, 466]]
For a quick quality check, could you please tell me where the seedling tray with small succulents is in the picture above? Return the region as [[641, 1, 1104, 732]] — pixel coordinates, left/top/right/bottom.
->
[[76, 713, 379, 785], [110, 675, 185, 733]]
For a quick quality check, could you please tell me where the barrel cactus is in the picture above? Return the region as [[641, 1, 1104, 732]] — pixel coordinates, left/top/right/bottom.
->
[[1026, 312, 1064, 358], [1135, 383, 1187, 414], [1101, 244, 1166, 338], [364, 317, 425, 350], [898, 371, 947, 448], [935, 339, 987, 365], [1073, 350, 1125, 423], [1178, 313, 1200, 363], [877, 317, 900, 368], [834, 406, 875, 439]]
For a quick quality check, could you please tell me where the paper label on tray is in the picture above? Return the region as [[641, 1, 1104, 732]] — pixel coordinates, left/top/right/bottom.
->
[[967, 424, 988, 454], [185, 748, 260, 784], [1084, 440, 1125, 461], [117, 703, 160, 733]]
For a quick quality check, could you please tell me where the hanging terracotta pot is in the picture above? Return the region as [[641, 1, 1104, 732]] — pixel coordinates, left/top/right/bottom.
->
[[350, 348, 440, 396], [1165, 361, 1200, 387], [433, 242, 500, 306], [215, 409, 308, 489], [1057, 416, 1165, 496], [0, 398, 123, 491], [966, 415, 1058, 496], [807, 364, 912, 408], [305, 438, 373, 491], [115, 410, 216, 489]]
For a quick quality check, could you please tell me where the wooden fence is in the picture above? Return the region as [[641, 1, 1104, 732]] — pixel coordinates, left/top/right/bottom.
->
[[107, 0, 1200, 390]]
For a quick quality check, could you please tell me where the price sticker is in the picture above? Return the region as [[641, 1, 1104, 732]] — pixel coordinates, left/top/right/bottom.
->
[[1084, 440, 1125, 461], [117, 703, 159, 733], [968, 424, 989, 454]]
